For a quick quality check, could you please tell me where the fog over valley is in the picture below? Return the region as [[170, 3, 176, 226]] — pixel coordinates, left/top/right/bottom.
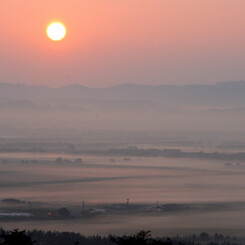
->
[[1, 81, 245, 139]]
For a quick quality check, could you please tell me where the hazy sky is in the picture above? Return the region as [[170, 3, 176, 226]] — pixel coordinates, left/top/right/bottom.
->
[[1, 0, 245, 87]]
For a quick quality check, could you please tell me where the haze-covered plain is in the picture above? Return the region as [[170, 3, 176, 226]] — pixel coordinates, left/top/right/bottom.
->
[[0, 81, 245, 237], [1, 152, 245, 236], [0, 81, 245, 137]]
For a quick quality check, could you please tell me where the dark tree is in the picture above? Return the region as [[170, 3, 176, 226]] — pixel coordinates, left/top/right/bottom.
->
[[0, 229, 34, 245], [58, 207, 71, 217], [111, 230, 152, 245], [55, 157, 63, 163], [110, 230, 172, 245]]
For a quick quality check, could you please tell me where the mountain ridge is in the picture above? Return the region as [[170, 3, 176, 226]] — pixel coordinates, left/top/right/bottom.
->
[[1, 80, 245, 89], [0, 81, 245, 107]]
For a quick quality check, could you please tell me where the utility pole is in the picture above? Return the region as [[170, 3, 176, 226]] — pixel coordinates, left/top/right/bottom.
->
[[126, 198, 130, 208], [28, 201, 32, 215]]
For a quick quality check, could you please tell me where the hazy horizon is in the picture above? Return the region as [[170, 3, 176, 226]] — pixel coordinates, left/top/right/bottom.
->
[[0, 80, 245, 139], [1, 80, 245, 89]]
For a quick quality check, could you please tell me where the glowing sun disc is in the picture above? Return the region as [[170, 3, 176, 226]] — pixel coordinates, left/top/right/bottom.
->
[[47, 22, 66, 41]]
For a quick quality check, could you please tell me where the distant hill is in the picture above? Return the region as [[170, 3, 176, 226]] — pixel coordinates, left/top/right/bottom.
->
[[0, 81, 245, 136], [0, 81, 245, 107]]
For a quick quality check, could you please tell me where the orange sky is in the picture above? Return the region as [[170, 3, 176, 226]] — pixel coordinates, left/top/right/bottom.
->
[[0, 0, 245, 87]]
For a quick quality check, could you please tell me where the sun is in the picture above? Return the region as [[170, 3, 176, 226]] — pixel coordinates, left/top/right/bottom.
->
[[47, 22, 66, 41]]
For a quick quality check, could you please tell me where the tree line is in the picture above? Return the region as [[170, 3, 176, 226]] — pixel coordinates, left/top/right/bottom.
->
[[0, 229, 242, 245]]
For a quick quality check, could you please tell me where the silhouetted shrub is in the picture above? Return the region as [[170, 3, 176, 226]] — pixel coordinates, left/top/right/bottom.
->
[[0, 229, 34, 245]]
